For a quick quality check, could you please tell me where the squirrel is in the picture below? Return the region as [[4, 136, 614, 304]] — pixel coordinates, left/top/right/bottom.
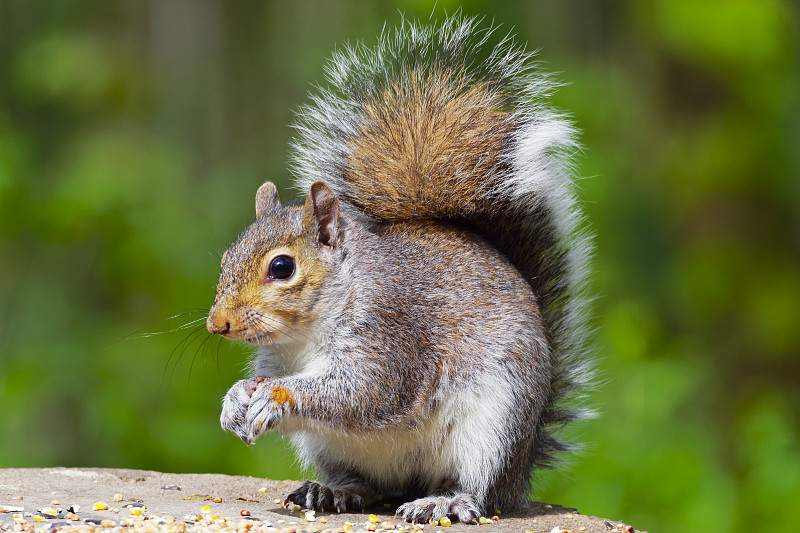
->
[[206, 16, 593, 524]]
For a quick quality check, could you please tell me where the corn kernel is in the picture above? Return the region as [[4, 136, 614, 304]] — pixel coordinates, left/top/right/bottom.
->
[[439, 517, 451, 527], [343, 522, 352, 531], [113, 494, 124, 502], [479, 517, 492, 524], [34, 515, 45, 522], [288, 504, 301, 512], [257, 487, 268, 494], [212, 497, 223, 504], [200, 506, 212, 514], [130, 507, 144, 516], [368, 514, 380, 524], [94, 502, 109, 511], [320, 518, 327, 524]]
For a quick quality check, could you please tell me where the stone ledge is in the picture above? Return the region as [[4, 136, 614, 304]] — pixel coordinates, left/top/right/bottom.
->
[[0, 469, 641, 533]]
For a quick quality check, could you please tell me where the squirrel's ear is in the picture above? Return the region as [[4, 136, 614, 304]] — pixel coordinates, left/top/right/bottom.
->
[[255, 181, 281, 218], [304, 181, 340, 249]]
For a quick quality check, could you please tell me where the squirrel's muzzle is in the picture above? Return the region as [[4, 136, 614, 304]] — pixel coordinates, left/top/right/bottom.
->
[[206, 308, 231, 336]]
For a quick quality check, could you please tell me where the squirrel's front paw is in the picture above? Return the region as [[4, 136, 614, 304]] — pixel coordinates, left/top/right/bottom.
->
[[242, 380, 295, 444], [220, 377, 270, 444]]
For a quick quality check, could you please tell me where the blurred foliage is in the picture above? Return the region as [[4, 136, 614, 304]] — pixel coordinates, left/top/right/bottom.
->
[[1, 1, 798, 532]]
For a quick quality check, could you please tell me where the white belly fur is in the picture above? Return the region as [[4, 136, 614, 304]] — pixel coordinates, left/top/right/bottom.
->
[[287, 368, 516, 500]]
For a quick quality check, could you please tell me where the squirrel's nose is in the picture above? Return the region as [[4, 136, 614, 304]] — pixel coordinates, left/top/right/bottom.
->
[[206, 310, 231, 336]]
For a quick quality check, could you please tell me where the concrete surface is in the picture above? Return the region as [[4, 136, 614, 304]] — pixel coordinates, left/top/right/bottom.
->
[[0, 469, 642, 533]]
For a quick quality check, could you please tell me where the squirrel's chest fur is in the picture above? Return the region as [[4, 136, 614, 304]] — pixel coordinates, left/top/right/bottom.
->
[[276, 219, 551, 497]]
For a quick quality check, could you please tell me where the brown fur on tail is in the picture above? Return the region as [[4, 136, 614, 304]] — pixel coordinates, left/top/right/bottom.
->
[[344, 71, 518, 221]]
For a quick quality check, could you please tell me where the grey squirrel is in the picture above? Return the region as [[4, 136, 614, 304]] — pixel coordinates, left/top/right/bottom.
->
[[206, 16, 593, 524]]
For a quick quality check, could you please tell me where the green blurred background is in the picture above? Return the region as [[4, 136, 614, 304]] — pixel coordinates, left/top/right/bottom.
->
[[1, 1, 798, 531]]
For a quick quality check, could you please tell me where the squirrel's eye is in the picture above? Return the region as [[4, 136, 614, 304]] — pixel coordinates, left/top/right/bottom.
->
[[268, 255, 295, 280]]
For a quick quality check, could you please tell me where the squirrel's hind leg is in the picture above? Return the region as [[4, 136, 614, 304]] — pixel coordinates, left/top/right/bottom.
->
[[284, 480, 369, 513], [395, 493, 480, 524]]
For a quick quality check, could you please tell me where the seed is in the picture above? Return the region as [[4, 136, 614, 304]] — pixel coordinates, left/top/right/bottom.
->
[[439, 517, 451, 527], [113, 494, 124, 503], [382, 522, 396, 530], [200, 506, 212, 514], [240, 510, 250, 517], [491, 515, 500, 521], [129, 507, 144, 516], [320, 518, 327, 524], [367, 526, 377, 532], [288, 504, 301, 512], [100, 519, 116, 528], [94, 502, 109, 511], [578, 528, 587, 532], [52, 500, 60, 506], [257, 487, 268, 494], [273, 499, 281, 504], [368, 514, 380, 523], [566, 514, 574, 519], [212, 497, 222, 504]]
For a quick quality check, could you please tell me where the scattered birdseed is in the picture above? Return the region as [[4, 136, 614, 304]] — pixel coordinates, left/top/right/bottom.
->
[[52, 500, 60, 506], [368, 514, 380, 523], [381, 521, 396, 530], [212, 497, 223, 504], [288, 504, 301, 512], [479, 517, 493, 524], [200, 506, 212, 514], [240, 510, 250, 517], [272, 499, 281, 504], [566, 514, 574, 519], [93, 502, 109, 511], [112, 494, 124, 502], [491, 515, 500, 521], [438, 517, 451, 527], [578, 528, 587, 531], [257, 488, 268, 494]]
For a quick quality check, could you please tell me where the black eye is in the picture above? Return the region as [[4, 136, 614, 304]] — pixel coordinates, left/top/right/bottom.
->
[[268, 255, 295, 280]]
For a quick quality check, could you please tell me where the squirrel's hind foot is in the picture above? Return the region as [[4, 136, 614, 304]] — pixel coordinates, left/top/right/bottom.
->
[[395, 494, 480, 524], [284, 481, 365, 513]]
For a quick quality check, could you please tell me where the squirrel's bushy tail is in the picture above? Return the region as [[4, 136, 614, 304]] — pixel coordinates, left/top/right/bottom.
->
[[291, 16, 594, 470]]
